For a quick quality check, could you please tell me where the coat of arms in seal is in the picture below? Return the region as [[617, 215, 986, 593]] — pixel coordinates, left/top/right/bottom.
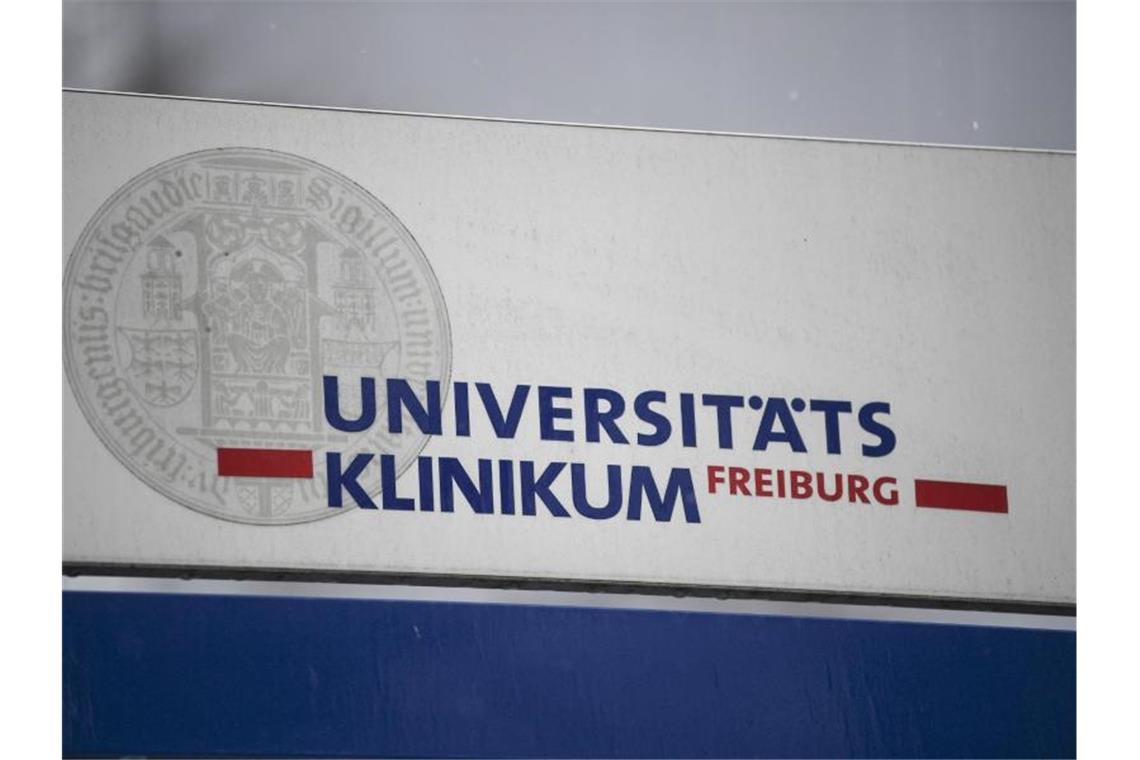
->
[[65, 148, 451, 524]]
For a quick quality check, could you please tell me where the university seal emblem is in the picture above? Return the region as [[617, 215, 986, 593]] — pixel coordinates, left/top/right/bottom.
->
[[65, 148, 452, 524]]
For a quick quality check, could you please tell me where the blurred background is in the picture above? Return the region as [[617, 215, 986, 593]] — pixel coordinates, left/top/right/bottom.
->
[[63, 0, 1074, 151]]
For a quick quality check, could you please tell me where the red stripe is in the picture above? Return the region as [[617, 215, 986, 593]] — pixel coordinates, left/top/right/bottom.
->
[[914, 479, 1008, 514], [217, 448, 314, 479]]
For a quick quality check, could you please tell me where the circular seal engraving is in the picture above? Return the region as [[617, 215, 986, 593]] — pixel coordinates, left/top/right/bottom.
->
[[65, 148, 451, 524]]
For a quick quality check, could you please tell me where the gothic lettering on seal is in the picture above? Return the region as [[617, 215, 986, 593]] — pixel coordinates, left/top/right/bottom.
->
[[64, 148, 452, 524]]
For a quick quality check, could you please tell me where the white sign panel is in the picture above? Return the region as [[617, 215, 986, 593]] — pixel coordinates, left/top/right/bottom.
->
[[63, 91, 1074, 607]]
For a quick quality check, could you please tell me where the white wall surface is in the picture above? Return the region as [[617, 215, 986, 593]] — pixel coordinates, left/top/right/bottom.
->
[[63, 91, 1074, 606]]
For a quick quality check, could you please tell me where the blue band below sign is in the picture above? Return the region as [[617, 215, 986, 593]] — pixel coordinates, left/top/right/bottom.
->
[[63, 590, 1075, 758]]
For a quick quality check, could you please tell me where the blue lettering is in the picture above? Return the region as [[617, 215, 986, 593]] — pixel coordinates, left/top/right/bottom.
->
[[752, 397, 807, 453], [859, 402, 896, 457], [476, 383, 530, 439], [584, 387, 629, 444], [326, 452, 376, 508], [538, 386, 574, 442], [570, 463, 623, 519], [701, 394, 744, 449], [634, 390, 672, 446], [809, 399, 852, 454], [386, 378, 442, 434], [627, 466, 701, 523], [379, 454, 415, 510], [439, 457, 495, 514], [520, 460, 570, 517], [323, 376, 376, 433]]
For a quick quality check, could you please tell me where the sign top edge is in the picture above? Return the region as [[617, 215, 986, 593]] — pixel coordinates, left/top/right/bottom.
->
[[63, 88, 1075, 157]]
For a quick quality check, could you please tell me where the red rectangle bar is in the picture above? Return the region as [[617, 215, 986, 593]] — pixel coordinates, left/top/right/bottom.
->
[[914, 479, 1008, 514], [217, 448, 314, 479]]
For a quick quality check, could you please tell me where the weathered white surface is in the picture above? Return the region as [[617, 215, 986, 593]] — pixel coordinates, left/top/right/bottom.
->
[[63, 92, 1074, 605]]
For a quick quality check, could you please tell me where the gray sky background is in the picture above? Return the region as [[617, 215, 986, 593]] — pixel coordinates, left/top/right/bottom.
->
[[63, 0, 1074, 151]]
